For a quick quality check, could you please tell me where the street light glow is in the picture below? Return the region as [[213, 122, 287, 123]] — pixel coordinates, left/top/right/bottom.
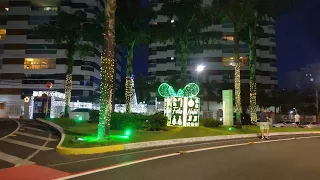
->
[[196, 65, 205, 72]]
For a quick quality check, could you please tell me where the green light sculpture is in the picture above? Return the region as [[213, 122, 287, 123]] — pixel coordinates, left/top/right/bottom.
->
[[158, 83, 199, 98], [158, 83, 200, 127]]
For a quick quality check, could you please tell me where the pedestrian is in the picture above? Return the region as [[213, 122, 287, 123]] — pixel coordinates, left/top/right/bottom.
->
[[259, 108, 270, 140], [294, 111, 300, 127]]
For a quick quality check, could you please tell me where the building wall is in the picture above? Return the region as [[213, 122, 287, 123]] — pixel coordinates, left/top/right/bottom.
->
[[148, 2, 278, 99], [286, 63, 320, 90], [0, 0, 121, 103]]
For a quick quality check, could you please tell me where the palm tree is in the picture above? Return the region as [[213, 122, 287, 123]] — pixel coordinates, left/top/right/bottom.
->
[[241, 0, 305, 123], [116, 0, 154, 113], [34, 10, 93, 118], [152, 0, 210, 87], [97, 0, 117, 138], [210, 0, 249, 128]]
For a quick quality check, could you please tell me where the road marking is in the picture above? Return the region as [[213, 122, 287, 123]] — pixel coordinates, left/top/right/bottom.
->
[[15, 134, 53, 167], [0, 119, 20, 141], [47, 137, 258, 167], [0, 152, 34, 165], [55, 153, 180, 180], [15, 132, 57, 141], [20, 126, 45, 132], [55, 135, 320, 180], [1, 138, 53, 151]]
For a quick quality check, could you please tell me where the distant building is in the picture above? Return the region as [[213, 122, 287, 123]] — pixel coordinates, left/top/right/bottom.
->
[[286, 63, 320, 90], [0, 0, 122, 117], [148, 1, 278, 109]]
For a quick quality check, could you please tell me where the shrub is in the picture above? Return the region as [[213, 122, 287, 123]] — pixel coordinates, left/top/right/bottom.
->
[[145, 111, 167, 131], [88, 110, 167, 131], [202, 118, 222, 127], [110, 113, 148, 130], [89, 110, 99, 122]]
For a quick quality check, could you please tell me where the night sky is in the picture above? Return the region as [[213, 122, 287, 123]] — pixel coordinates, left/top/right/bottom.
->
[[131, 0, 320, 88]]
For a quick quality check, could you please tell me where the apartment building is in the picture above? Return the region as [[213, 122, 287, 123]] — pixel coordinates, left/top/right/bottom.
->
[[0, 0, 122, 115], [148, 2, 278, 90]]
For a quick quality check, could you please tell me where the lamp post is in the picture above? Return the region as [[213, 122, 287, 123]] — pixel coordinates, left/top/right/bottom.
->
[[195, 64, 205, 83]]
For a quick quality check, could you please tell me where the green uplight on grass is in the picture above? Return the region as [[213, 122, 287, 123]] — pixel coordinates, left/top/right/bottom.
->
[[228, 127, 232, 131], [78, 116, 83, 121], [125, 129, 132, 136]]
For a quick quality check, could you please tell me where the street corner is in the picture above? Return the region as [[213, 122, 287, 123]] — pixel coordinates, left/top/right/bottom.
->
[[0, 164, 70, 180], [56, 144, 125, 155]]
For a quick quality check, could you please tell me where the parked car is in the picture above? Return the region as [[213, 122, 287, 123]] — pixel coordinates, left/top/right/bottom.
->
[[69, 108, 90, 121], [299, 122, 320, 128], [272, 121, 296, 128]]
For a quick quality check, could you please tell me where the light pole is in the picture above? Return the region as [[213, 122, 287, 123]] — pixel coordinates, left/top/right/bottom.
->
[[195, 64, 205, 83]]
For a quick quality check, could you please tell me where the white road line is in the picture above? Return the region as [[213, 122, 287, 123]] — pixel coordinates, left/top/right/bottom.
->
[[15, 134, 53, 167], [0, 119, 20, 141], [55, 153, 180, 180], [1, 138, 53, 151], [20, 126, 45, 132], [16, 132, 57, 141], [0, 151, 34, 165], [47, 137, 257, 167], [55, 135, 320, 180]]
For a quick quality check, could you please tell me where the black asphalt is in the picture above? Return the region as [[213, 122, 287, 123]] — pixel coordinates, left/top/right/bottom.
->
[[0, 119, 61, 169], [69, 137, 320, 180], [0, 118, 18, 139]]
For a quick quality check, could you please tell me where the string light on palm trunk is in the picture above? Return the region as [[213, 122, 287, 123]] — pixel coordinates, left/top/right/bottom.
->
[[98, 0, 117, 139], [250, 81, 257, 123], [65, 74, 72, 116], [234, 63, 242, 118], [125, 76, 132, 113]]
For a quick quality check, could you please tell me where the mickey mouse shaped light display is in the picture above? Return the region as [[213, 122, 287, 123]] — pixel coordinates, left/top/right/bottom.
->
[[158, 83, 200, 127]]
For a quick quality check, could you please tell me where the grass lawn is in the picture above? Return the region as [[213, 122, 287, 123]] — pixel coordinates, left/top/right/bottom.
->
[[47, 118, 320, 148]]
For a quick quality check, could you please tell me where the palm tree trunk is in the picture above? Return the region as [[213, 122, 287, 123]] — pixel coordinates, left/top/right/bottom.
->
[[249, 23, 257, 123], [64, 49, 74, 118], [125, 40, 135, 113], [233, 24, 242, 129], [98, 0, 117, 138], [177, 42, 188, 87]]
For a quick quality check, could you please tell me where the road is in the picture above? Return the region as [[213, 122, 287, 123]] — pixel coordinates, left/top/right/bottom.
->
[[0, 118, 18, 139], [0, 119, 61, 168], [1, 120, 320, 180], [55, 136, 320, 180]]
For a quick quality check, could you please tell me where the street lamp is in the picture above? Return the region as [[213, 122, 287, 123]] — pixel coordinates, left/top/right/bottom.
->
[[195, 64, 205, 83]]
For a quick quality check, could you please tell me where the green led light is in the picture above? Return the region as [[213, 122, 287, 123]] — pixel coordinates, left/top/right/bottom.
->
[[228, 127, 232, 131], [125, 129, 132, 136], [158, 83, 200, 98]]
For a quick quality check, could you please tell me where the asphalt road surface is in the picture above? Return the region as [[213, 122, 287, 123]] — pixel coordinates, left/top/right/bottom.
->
[[0, 118, 18, 139], [55, 136, 320, 180], [0, 119, 61, 168]]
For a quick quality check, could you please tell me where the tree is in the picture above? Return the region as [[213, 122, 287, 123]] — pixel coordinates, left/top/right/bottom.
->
[[34, 10, 94, 117], [98, 0, 117, 138], [152, 0, 210, 87], [240, 0, 305, 123], [116, 0, 154, 113], [210, 0, 250, 128], [134, 74, 152, 103]]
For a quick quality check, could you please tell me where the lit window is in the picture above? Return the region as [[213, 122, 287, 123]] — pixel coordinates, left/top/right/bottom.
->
[[223, 57, 249, 67], [5, 8, 9, 11], [170, 19, 175, 23], [0, 29, 6, 40], [43, 7, 58, 11], [171, 57, 174, 60], [223, 36, 234, 41], [24, 58, 56, 70]]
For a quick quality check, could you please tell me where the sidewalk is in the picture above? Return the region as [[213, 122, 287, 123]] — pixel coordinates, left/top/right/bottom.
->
[[0, 164, 70, 180]]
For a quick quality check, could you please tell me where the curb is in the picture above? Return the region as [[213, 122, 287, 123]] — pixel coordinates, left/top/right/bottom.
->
[[124, 131, 320, 150], [36, 118, 125, 155], [36, 118, 320, 155]]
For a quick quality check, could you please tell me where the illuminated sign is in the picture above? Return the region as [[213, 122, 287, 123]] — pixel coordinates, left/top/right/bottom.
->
[[159, 83, 200, 127]]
